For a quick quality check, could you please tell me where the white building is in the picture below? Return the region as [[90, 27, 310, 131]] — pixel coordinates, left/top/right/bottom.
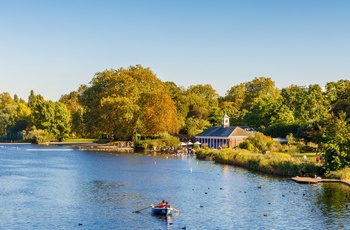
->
[[195, 114, 251, 149]]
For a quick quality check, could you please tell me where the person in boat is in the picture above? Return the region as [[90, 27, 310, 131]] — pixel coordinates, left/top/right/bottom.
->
[[165, 201, 170, 208], [157, 200, 166, 208]]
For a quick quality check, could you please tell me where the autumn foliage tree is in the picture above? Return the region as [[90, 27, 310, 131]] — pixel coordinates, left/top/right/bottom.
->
[[141, 90, 180, 136], [79, 65, 180, 140]]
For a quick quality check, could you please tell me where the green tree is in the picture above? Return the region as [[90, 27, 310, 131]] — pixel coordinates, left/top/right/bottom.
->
[[224, 77, 280, 128], [325, 80, 350, 104], [318, 113, 350, 172], [219, 101, 246, 126], [282, 84, 329, 124], [207, 107, 223, 127], [0, 92, 16, 110], [28, 90, 44, 111], [273, 104, 295, 125], [303, 84, 329, 122], [0, 93, 18, 136], [59, 87, 85, 137], [327, 80, 350, 118], [71, 107, 86, 138], [186, 84, 219, 120], [243, 95, 281, 131], [244, 77, 280, 110], [184, 117, 211, 138], [281, 85, 307, 120], [0, 105, 16, 136], [32, 100, 71, 140], [225, 83, 246, 110], [4, 101, 32, 140]]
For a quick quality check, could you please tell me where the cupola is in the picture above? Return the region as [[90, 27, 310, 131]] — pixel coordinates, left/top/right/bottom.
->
[[222, 113, 230, 128]]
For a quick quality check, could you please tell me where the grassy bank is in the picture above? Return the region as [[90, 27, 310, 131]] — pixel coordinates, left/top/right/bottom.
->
[[196, 148, 325, 177]]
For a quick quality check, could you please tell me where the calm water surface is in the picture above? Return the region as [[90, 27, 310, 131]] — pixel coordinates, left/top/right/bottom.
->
[[0, 144, 350, 230]]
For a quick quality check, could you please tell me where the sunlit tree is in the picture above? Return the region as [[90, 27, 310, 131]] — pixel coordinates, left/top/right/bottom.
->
[[318, 113, 350, 172]]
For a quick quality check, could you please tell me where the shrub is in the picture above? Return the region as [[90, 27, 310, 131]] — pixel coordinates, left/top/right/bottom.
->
[[239, 132, 282, 153], [24, 129, 56, 143]]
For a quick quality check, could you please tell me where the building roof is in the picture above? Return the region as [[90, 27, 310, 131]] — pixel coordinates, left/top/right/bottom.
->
[[195, 126, 250, 138]]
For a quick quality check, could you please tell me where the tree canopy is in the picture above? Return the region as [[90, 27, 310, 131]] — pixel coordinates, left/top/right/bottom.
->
[[1, 65, 350, 173]]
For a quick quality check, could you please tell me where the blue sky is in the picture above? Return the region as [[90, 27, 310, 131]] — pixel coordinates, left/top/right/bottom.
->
[[1, 0, 349, 101]]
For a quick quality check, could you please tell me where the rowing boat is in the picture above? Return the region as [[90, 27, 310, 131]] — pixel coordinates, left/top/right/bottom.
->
[[151, 204, 172, 215]]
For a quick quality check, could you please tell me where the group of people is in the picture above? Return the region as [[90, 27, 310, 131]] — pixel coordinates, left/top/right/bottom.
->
[[316, 154, 323, 163], [157, 200, 170, 208]]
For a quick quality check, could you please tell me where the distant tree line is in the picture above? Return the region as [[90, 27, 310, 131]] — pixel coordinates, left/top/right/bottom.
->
[[1, 65, 350, 171]]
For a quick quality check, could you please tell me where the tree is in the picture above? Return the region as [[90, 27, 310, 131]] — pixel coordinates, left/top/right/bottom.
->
[[303, 84, 329, 122], [219, 101, 245, 126], [225, 83, 246, 110], [28, 90, 44, 111], [318, 113, 350, 172], [224, 77, 280, 128], [0, 104, 16, 136], [4, 102, 32, 140], [31, 100, 71, 140], [100, 96, 138, 140], [59, 87, 85, 137], [184, 117, 211, 138], [164, 81, 189, 129], [282, 84, 329, 124], [71, 107, 86, 138], [325, 80, 350, 104], [243, 95, 281, 131], [327, 80, 350, 118], [243, 77, 280, 111], [54, 102, 71, 139], [80, 65, 166, 140], [0, 92, 22, 136], [273, 104, 295, 125], [140, 90, 180, 136], [186, 84, 219, 120], [281, 85, 307, 119], [207, 107, 223, 127], [0, 92, 16, 110]]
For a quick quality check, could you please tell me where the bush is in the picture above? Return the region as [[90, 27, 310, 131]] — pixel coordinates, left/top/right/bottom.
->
[[135, 133, 180, 151], [239, 132, 283, 153], [24, 129, 56, 144]]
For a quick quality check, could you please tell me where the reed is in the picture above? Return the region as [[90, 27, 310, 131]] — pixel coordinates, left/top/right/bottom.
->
[[196, 148, 324, 177]]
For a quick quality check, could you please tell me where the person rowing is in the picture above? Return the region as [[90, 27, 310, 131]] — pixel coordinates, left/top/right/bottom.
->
[[156, 200, 166, 208]]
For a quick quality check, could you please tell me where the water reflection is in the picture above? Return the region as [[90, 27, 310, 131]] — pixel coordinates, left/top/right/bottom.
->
[[152, 212, 180, 230], [316, 183, 350, 216]]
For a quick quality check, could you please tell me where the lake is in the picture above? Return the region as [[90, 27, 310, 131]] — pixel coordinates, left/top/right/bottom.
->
[[0, 144, 350, 229]]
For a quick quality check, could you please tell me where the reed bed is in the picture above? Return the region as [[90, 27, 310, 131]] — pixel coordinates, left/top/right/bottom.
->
[[196, 148, 324, 177]]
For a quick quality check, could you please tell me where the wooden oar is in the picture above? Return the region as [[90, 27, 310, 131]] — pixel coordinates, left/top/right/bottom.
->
[[170, 207, 180, 213], [132, 205, 152, 213]]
